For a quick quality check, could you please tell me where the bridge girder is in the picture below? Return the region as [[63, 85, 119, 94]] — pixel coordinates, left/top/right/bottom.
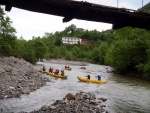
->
[[0, 0, 150, 30]]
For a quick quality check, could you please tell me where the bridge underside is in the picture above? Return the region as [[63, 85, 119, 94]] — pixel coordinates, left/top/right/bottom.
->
[[0, 0, 150, 30]]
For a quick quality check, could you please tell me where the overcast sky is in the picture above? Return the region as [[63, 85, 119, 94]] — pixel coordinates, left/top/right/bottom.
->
[[4, 0, 150, 40]]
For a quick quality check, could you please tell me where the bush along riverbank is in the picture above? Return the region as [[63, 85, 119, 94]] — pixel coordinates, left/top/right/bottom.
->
[[26, 91, 108, 113], [0, 57, 50, 99]]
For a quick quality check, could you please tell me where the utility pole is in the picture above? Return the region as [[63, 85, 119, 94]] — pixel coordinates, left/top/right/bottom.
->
[[142, 0, 143, 7], [117, 0, 119, 8]]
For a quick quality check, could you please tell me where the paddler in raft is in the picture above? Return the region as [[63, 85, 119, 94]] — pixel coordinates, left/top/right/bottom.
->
[[95, 75, 101, 80], [42, 66, 46, 71], [54, 69, 59, 75], [61, 69, 65, 76], [86, 74, 90, 80], [49, 67, 53, 73]]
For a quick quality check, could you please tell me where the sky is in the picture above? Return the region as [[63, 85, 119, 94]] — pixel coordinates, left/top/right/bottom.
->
[[3, 0, 150, 40]]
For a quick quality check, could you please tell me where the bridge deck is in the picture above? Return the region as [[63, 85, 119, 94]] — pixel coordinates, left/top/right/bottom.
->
[[0, 0, 150, 29]]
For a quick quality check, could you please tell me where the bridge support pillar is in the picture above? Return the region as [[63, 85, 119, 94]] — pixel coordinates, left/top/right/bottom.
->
[[5, 0, 14, 11]]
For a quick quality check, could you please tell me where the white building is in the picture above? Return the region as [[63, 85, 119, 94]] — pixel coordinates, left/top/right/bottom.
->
[[62, 37, 82, 44]]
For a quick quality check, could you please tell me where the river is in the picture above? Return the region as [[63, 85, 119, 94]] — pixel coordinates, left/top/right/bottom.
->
[[0, 61, 150, 113]]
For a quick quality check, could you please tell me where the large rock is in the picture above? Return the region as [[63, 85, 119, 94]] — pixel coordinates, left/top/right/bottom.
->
[[22, 88, 30, 94], [41, 105, 49, 111]]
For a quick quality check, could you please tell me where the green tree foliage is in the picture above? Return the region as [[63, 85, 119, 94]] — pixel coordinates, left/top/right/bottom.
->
[[140, 2, 150, 13], [0, 7, 17, 56], [97, 42, 109, 64], [59, 45, 67, 58], [63, 24, 77, 36], [91, 47, 99, 63], [33, 39, 48, 59], [72, 46, 80, 58], [109, 39, 134, 71], [53, 47, 61, 59], [107, 27, 150, 77], [65, 51, 74, 61], [14, 39, 27, 58], [54, 37, 62, 46], [22, 40, 36, 64], [104, 45, 113, 65]]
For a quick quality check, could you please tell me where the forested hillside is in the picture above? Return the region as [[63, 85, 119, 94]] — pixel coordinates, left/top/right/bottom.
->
[[140, 2, 150, 13], [1, 6, 150, 79]]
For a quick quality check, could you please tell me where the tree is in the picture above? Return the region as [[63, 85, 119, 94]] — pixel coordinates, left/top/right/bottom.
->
[[63, 24, 77, 36], [53, 47, 61, 59], [97, 42, 109, 64], [0, 7, 17, 56], [54, 37, 62, 46], [33, 39, 48, 60]]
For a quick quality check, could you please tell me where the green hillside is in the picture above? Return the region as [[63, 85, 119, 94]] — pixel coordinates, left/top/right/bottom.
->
[[140, 2, 150, 13]]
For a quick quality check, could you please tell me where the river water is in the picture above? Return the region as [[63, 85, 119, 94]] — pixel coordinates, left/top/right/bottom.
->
[[0, 61, 150, 113]]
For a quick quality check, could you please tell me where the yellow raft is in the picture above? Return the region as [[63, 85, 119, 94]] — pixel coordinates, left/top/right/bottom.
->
[[47, 72, 67, 79], [38, 70, 48, 74], [64, 67, 72, 71], [77, 76, 108, 84]]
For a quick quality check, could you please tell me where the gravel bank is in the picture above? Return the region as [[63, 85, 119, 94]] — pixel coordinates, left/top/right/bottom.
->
[[0, 57, 50, 99]]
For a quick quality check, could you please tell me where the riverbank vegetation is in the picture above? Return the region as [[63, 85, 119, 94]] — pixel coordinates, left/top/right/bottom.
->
[[0, 3, 150, 79]]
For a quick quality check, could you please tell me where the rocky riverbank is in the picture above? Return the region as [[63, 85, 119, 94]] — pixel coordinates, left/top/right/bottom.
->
[[0, 57, 50, 99], [24, 91, 108, 113]]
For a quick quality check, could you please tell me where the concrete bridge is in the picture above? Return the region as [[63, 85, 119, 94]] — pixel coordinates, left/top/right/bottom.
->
[[0, 0, 150, 30]]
